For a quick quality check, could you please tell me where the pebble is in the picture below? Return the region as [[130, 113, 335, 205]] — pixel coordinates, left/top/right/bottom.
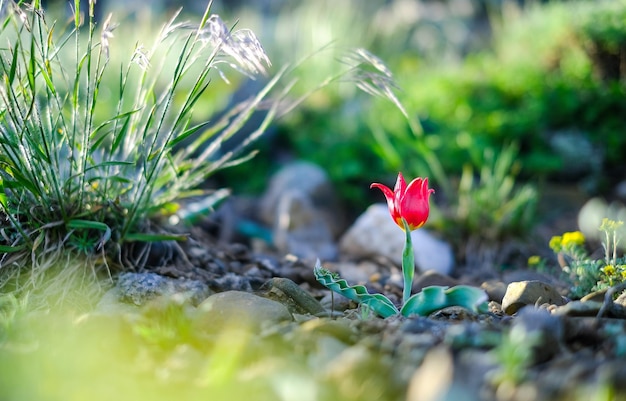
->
[[193, 290, 293, 330], [105, 272, 211, 307], [501, 280, 567, 315], [259, 161, 342, 261], [339, 204, 454, 275], [481, 280, 508, 303]]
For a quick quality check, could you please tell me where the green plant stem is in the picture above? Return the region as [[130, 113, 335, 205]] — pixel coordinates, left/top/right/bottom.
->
[[401, 218, 414, 306]]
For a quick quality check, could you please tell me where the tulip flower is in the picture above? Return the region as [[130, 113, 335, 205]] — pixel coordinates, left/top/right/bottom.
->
[[370, 173, 434, 231], [371, 172, 434, 304], [314, 173, 487, 318]]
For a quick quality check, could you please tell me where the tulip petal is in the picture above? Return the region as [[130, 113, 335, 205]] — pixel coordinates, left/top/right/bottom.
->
[[394, 172, 407, 194], [370, 183, 396, 214]]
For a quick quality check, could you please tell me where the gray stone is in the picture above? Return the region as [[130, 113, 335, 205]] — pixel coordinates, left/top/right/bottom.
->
[[272, 189, 338, 261], [116, 272, 211, 306], [334, 261, 380, 286], [501, 280, 567, 315], [480, 280, 508, 303], [194, 291, 293, 330], [260, 277, 325, 315], [339, 203, 454, 275], [259, 161, 342, 261], [259, 161, 345, 237]]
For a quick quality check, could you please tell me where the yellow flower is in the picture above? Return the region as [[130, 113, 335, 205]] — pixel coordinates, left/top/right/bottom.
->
[[562, 231, 585, 247], [527, 255, 541, 266], [602, 265, 616, 276], [549, 235, 562, 252]]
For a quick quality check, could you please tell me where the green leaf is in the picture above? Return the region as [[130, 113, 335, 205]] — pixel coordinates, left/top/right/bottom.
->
[[0, 176, 7, 210], [67, 219, 111, 251], [123, 233, 188, 242], [167, 121, 211, 149], [313, 260, 399, 318], [400, 285, 489, 317], [0, 244, 25, 253], [8, 41, 18, 84]]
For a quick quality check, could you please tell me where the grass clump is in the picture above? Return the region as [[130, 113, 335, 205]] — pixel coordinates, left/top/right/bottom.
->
[[0, 0, 285, 294]]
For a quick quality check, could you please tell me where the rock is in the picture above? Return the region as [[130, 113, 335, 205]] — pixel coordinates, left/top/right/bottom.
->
[[412, 271, 458, 293], [272, 189, 338, 260], [501, 280, 566, 315], [333, 261, 380, 286], [578, 197, 626, 242], [194, 291, 293, 330], [113, 272, 211, 307], [320, 292, 353, 312], [407, 346, 454, 401], [339, 204, 454, 275], [615, 291, 626, 307], [95, 289, 142, 315], [512, 307, 563, 364], [259, 161, 342, 261], [480, 280, 508, 303], [259, 161, 345, 236], [580, 288, 607, 303], [259, 277, 325, 315]]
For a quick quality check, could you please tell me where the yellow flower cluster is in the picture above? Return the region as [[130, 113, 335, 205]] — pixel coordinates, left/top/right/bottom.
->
[[600, 264, 626, 286], [549, 231, 585, 253]]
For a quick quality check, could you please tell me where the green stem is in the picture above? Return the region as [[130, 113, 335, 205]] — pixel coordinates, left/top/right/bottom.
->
[[401, 218, 415, 306]]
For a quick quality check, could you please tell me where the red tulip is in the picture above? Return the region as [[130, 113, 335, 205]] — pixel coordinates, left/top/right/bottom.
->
[[371, 173, 434, 231]]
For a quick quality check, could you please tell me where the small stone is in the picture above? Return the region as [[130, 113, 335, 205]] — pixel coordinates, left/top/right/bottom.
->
[[260, 277, 325, 315], [116, 272, 210, 306], [615, 291, 626, 307], [271, 190, 338, 260], [339, 204, 454, 275], [501, 280, 567, 315], [194, 291, 293, 330], [259, 161, 345, 237], [581, 288, 608, 303], [481, 280, 508, 303]]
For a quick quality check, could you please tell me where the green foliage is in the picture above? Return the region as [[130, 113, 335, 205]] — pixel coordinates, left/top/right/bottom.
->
[[0, 293, 28, 345], [0, 2, 284, 278], [399, 285, 488, 317], [314, 260, 488, 318], [257, 0, 626, 217], [313, 261, 399, 318], [440, 145, 538, 267], [398, 0, 626, 180], [489, 323, 540, 391], [0, 292, 402, 401], [549, 219, 626, 298]]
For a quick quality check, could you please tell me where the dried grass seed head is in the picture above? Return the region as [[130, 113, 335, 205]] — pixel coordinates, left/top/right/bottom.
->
[[100, 13, 117, 60], [200, 14, 271, 78], [131, 44, 150, 70]]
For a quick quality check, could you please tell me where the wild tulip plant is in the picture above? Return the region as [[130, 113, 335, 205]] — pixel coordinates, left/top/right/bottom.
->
[[314, 173, 489, 318]]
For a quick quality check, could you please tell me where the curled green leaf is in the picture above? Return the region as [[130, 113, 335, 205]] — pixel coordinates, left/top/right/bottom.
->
[[314, 260, 399, 318], [400, 285, 489, 317]]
